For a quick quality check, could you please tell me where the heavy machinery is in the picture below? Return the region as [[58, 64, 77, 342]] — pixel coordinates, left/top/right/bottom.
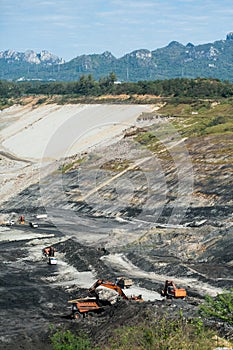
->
[[19, 215, 25, 224], [29, 222, 38, 228], [42, 246, 57, 265], [68, 297, 104, 318], [88, 279, 142, 300], [68, 279, 143, 319], [161, 280, 187, 299], [116, 276, 133, 289]]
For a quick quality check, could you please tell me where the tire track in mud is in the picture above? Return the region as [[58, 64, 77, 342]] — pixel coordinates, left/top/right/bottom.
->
[[0, 150, 32, 163]]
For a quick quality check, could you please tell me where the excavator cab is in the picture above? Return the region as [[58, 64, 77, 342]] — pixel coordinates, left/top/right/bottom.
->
[[161, 280, 187, 299]]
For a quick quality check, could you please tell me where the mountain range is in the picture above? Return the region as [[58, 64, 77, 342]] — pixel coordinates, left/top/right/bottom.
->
[[1, 32, 233, 82]]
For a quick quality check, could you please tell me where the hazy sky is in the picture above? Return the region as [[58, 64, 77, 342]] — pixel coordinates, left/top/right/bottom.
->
[[1, 0, 233, 61]]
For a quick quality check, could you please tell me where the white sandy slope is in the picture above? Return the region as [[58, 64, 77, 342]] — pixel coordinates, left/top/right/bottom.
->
[[0, 103, 153, 161], [0, 103, 154, 205]]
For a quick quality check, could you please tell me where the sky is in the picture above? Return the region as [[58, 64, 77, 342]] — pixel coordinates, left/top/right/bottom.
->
[[1, 0, 233, 62]]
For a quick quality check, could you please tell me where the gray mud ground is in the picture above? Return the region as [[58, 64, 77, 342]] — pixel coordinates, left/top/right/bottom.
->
[[1, 205, 233, 349]]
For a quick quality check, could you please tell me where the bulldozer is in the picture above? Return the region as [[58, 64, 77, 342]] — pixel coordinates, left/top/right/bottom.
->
[[68, 279, 143, 319], [161, 280, 187, 299]]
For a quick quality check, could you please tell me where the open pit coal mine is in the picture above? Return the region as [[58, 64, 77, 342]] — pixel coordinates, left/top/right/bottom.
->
[[1, 135, 233, 350]]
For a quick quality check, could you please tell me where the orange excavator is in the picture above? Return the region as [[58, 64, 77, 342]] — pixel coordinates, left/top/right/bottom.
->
[[88, 279, 143, 301], [161, 280, 187, 299], [68, 279, 143, 319]]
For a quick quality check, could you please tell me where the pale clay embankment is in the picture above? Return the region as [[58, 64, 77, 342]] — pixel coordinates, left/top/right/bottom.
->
[[0, 102, 154, 206]]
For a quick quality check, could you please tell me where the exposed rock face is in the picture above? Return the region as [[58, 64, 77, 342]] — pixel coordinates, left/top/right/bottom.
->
[[0, 49, 64, 65]]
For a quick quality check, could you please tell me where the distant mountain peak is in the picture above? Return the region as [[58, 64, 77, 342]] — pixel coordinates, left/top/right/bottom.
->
[[0, 49, 65, 65], [186, 42, 194, 48], [102, 51, 115, 58], [226, 32, 233, 41], [167, 41, 184, 48]]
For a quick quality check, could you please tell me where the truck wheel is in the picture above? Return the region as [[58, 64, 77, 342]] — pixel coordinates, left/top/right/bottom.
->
[[73, 311, 82, 319]]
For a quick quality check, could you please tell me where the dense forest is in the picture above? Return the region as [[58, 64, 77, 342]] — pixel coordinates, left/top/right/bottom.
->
[[1, 74, 233, 100]]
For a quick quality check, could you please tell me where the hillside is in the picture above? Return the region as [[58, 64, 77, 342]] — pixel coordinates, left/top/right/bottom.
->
[[1, 32, 233, 82], [0, 98, 233, 349]]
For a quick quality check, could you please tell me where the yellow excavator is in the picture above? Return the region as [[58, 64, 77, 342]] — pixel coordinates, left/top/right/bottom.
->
[[68, 279, 143, 319]]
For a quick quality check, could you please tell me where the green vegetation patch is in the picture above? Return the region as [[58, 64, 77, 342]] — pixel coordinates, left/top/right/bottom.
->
[[100, 158, 133, 172], [50, 329, 100, 350], [0, 98, 14, 110], [50, 315, 218, 350], [159, 98, 233, 117], [59, 157, 86, 173], [199, 288, 233, 325], [108, 316, 215, 350], [171, 115, 233, 137], [134, 129, 177, 163]]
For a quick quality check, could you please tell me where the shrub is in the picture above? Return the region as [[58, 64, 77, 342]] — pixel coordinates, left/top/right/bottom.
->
[[105, 316, 215, 350], [199, 289, 233, 325], [50, 329, 100, 350]]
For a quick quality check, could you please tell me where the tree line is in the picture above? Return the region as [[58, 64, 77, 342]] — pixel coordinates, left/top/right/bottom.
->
[[1, 73, 233, 99]]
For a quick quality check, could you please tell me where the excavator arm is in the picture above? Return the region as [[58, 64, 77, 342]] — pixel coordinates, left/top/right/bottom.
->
[[88, 279, 129, 300], [69, 278, 143, 319], [89, 279, 143, 301]]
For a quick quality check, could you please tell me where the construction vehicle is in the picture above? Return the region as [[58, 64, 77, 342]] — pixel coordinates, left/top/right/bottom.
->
[[19, 215, 25, 224], [68, 279, 143, 319], [42, 246, 57, 265], [5, 220, 15, 226], [48, 257, 57, 265], [43, 246, 56, 257], [68, 297, 106, 319], [29, 222, 38, 228], [88, 279, 141, 300], [161, 280, 187, 299], [116, 276, 133, 289], [36, 214, 48, 219]]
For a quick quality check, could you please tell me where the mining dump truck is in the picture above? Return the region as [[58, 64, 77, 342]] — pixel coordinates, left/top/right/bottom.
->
[[68, 279, 143, 319], [29, 222, 38, 228], [68, 297, 105, 319], [116, 276, 133, 289], [161, 280, 187, 299]]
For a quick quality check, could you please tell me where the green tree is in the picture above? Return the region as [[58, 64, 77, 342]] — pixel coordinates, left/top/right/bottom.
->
[[99, 72, 117, 93]]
